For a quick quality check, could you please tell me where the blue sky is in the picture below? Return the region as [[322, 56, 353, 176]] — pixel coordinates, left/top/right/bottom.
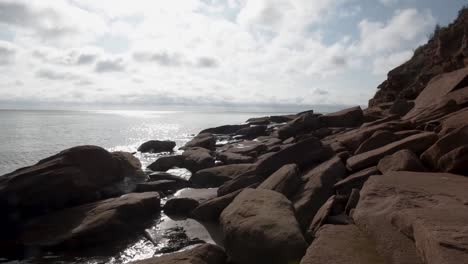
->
[[0, 0, 466, 111]]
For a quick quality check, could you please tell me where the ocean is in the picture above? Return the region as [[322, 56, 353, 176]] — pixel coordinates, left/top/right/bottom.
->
[[0, 109, 288, 176]]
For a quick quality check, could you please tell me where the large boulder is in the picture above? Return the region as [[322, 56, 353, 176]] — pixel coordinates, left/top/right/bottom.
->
[[346, 132, 438, 172], [377, 149, 425, 173], [300, 225, 386, 264], [136, 180, 188, 193], [319, 106, 364, 127], [182, 148, 215, 173], [217, 174, 261, 197], [220, 188, 307, 264], [200, 124, 248, 135], [111, 151, 144, 178], [219, 141, 267, 157], [192, 189, 243, 221], [0, 145, 132, 220], [437, 107, 468, 135], [437, 145, 468, 175], [137, 140, 176, 153], [354, 130, 398, 155], [147, 155, 183, 171], [353, 171, 468, 264], [217, 152, 254, 164], [163, 197, 199, 216], [277, 112, 321, 139], [236, 125, 267, 138], [258, 164, 301, 198], [255, 137, 333, 177], [190, 164, 256, 188], [334, 166, 380, 195], [129, 243, 226, 264], [421, 125, 468, 169], [19, 192, 160, 248], [183, 133, 216, 151], [292, 157, 346, 229]]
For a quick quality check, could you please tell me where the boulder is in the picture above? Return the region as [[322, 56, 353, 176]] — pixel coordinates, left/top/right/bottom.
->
[[346, 132, 438, 172], [200, 124, 248, 135], [258, 164, 301, 198], [219, 141, 267, 157], [269, 115, 296, 123], [292, 157, 346, 229], [305, 195, 335, 240], [236, 125, 267, 138], [354, 130, 398, 155], [438, 145, 468, 175], [421, 125, 468, 169], [246, 116, 270, 126], [147, 155, 183, 172], [129, 243, 226, 264], [377, 149, 425, 173], [300, 225, 386, 264], [437, 107, 468, 135], [182, 148, 215, 173], [220, 188, 307, 264], [183, 133, 216, 151], [148, 172, 189, 184], [334, 166, 380, 195], [255, 137, 333, 177], [190, 164, 256, 188], [360, 115, 400, 128], [277, 112, 321, 139], [111, 151, 144, 178], [192, 189, 243, 221], [216, 152, 255, 164], [19, 192, 160, 247], [319, 106, 364, 127], [389, 99, 414, 116], [137, 140, 176, 153], [353, 171, 468, 264], [217, 174, 261, 197], [163, 198, 199, 216], [136, 180, 187, 192], [0, 145, 131, 220], [345, 188, 360, 215]]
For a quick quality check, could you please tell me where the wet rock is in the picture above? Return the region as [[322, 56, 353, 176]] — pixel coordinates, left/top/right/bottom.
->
[[354, 171, 468, 264], [277, 112, 321, 139], [129, 243, 226, 264], [319, 106, 364, 127], [182, 147, 215, 173], [0, 145, 132, 220], [183, 133, 217, 151], [220, 188, 307, 264], [190, 164, 256, 188], [19, 192, 160, 248], [300, 225, 386, 264], [200, 124, 248, 135], [346, 132, 438, 172], [255, 137, 333, 177], [292, 157, 346, 229], [334, 166, 380, 196], [137, 140, 176, 153], [148, 172, 189, 184], [421, 125, 468, 169], [258, 164, 301, 198], [147, 155, 183, 172], [354, 130, 398, 155], [306, 195, 335, 240], [163, 198, 199, 216], [192, 189, 243, 221], [236, 125, 267, 139], [438, 145, 468, 175], [377, 149, 425, 173], [136, 180, 187, 193], [216, 152, 255, 164]]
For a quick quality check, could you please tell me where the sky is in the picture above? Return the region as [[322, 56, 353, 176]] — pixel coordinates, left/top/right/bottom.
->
[[0, 0, 466, 111]]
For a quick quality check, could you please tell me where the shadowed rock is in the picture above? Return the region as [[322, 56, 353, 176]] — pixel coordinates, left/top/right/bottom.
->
[[183, 133, 216, 151], [163, 197, 199, 216], [200, 124, 248, 135], [220, 188, 307, 264], [346, 132, 437, 172], [147, 155, 183, 172], [319, 106, 364, 127], [137, 140, 176, 153], [192, 189, 244, 222], [354, 130, 398, 155], [277, 112, 321, 139], [216, 152, 254, 164], [190, 164, 256, 188], [19, 192, 160, 248], [438, 145, 468, 175], [182, 147, 215, 173], [258, 164, 301, 199], [334, 166, 380, 196]]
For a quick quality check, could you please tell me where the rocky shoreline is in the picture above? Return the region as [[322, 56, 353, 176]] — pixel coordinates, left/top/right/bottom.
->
[[2, 7, 468, 264]]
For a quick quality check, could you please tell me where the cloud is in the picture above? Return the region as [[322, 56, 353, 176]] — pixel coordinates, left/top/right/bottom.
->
[[379, 0, 398, 6], [95, 58, 126, 72], [313, 88, 329, 96], [133, 51, 183, 66], [36, 68, 79, 80], [372, 50, 413, 75], [196, 57, 219, 68], [0, 40, 16, 65], [355, 9, 436, 55], [32, 47, 100, 65]]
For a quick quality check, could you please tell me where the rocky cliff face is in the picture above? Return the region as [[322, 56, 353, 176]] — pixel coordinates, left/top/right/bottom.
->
[[369, 7, 468, 107]]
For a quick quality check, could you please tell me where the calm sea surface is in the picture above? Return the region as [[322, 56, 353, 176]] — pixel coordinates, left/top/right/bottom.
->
[[0, 109, 288, 176]]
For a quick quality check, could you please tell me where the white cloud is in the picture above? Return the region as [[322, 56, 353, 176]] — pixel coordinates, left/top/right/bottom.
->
[[0, 40, 17, 65]]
